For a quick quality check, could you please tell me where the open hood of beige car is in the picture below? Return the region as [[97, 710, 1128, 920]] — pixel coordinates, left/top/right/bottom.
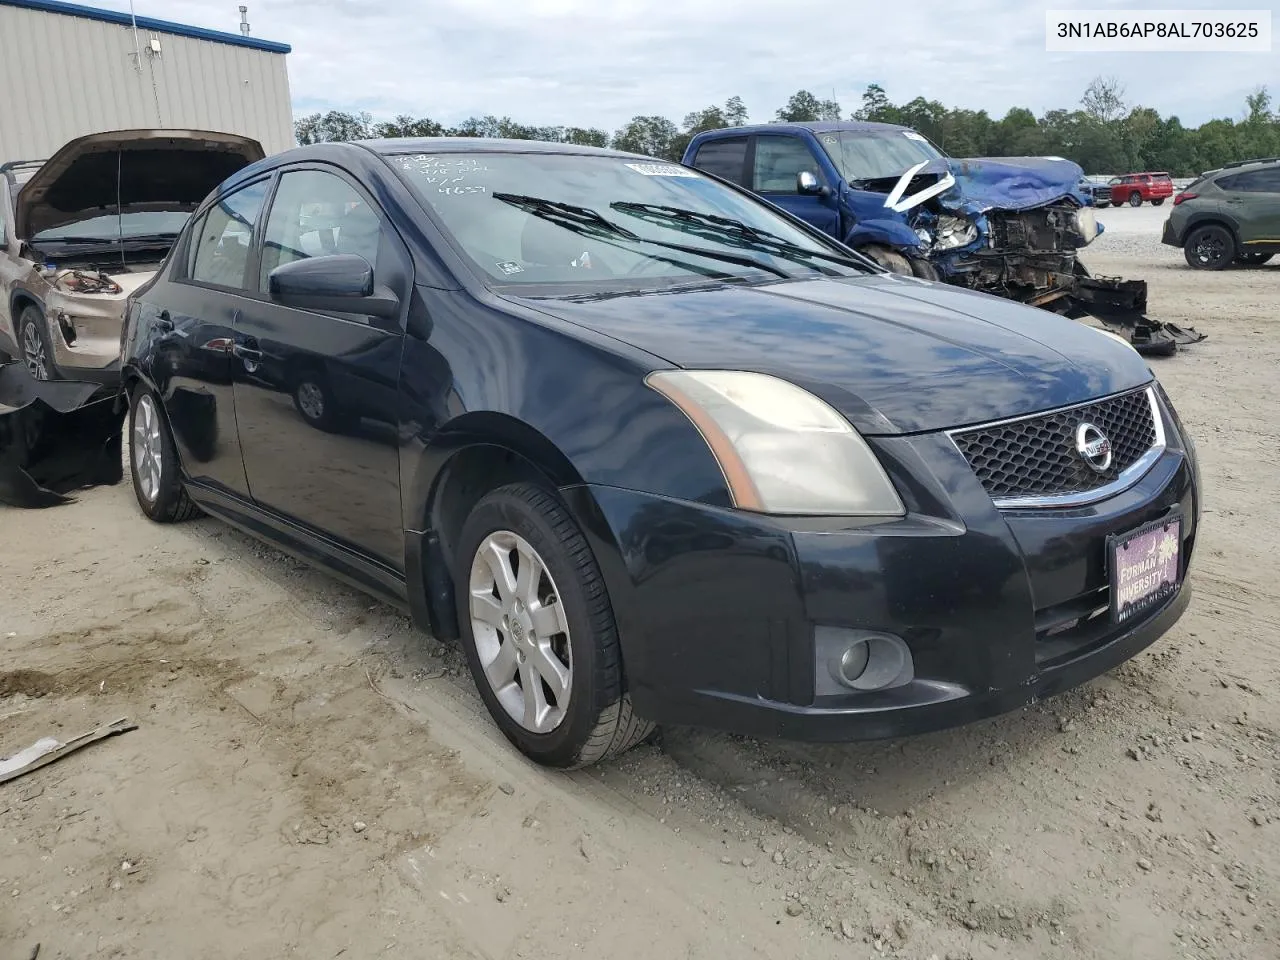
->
[[15, 129, 265, 239]]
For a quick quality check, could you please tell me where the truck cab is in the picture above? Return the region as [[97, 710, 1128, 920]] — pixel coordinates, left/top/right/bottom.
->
[[683, 122, 939, 275]]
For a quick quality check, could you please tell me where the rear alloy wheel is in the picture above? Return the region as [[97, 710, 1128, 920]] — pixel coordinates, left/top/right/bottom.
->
[[1184, 224, 1235, 270], [19, 307, 53, 381], [456, 482, 653, 768], [1235, 251, 1274, 267], [860, 244, 914, 275], [1151, 198, 1165, 206], [1128, 191, 1143, 207], [129, 386, 202, 522]]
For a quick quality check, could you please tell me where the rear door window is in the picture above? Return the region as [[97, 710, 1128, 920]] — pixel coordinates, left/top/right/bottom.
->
[[690, 138, 748, 186], [1217, 170, 1279, 193]]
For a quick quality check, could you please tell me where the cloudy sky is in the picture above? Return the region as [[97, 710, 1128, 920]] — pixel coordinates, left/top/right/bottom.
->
[[95, 0, 1278, 130]]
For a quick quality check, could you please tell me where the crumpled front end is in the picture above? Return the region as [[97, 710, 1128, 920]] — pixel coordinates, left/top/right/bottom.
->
[[884, 156, 1102, 307], [872, 156, 1202, 354], [41, 268, 156, 378]]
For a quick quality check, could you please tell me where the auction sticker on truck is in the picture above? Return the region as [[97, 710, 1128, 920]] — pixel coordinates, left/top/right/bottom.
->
[[1108, 512, 1182, 624]]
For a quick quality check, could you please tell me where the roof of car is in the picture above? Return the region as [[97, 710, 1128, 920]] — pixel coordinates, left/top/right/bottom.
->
[[696, 121, 909, 138], [1212, 156, 1280, 174], [358, 137, 644, 159]]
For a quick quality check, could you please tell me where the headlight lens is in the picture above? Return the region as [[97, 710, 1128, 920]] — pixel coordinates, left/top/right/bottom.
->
[[646, 370, 906, 516], [1073, 207, 1099, 245], [930, 215, 978, 251]]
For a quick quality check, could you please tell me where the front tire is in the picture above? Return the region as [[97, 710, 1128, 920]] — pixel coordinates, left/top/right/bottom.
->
[[1184, 224, 1235, 270], [1128, 192, 1143, 207], [859, 244, 913, 275], [18, 307, 54, 381], [455, 482, 653, 768], [128, 385, 201, 522]]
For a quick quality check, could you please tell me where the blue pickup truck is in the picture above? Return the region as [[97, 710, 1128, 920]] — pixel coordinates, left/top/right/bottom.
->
[[681, 123, 1202, 354]]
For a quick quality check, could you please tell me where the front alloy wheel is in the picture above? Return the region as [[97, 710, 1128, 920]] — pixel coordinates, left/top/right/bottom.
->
[[19, 309, 50, 380], [469, 530, 573, 733], [128, 386, 202, 523], [1184, 224, 1235, 270], [456, 482, 654, 768]]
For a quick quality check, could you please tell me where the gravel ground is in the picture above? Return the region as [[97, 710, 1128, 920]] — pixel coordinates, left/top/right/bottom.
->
[[2, 215, 1278, 960]]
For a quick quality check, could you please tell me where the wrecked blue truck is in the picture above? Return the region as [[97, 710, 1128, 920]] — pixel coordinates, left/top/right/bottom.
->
[[682, 122, 1201, 354]]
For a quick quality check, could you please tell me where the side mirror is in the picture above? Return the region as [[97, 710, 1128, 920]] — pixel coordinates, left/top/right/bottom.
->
[[268, 254, 400, 321], [796, 171, 832, 199]]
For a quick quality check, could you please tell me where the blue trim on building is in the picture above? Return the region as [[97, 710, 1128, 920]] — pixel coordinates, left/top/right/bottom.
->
[[0, 0, 292, 53]]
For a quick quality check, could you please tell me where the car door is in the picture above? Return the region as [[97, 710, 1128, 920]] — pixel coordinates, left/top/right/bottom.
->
[[231, 164, 411, 567], [149, 176, 273, 496], [747, 135, 840, 236], [1218, 168, 1280, 245]]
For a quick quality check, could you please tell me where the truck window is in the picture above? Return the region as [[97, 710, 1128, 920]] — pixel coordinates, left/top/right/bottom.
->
[[691, 138, 748, 185], [752, 136, 820, 194]]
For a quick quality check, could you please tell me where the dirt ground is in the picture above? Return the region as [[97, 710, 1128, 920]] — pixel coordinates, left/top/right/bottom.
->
[[3, 211, 1278, 960]]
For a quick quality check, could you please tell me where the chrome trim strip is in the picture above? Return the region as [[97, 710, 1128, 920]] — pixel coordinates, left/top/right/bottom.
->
[[949, 387, 1167, 511]]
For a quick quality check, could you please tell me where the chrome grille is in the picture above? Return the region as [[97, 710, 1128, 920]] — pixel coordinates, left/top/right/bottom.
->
[[950, 388, 1161, 505]]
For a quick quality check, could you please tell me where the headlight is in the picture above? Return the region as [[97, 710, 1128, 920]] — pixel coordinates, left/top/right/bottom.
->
[[646, 370, 905, 516], [931, 215, 977, 251], [1073, 207, 1099, 245]]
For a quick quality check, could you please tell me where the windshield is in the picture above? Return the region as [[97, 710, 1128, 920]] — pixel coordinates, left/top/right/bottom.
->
[[818, 130, 946, 182], [32, 211, 191, 242], [391, 153, 869, 290]]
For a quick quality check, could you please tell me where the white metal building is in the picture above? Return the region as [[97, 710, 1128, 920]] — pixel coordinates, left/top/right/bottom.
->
[[0, 0, 294, 161]]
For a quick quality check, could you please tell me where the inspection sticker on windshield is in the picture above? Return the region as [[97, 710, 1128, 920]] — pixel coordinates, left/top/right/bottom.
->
[[625, 162, 698, 177], [902, 131, 928, 141], [496, 261, 524, 275]]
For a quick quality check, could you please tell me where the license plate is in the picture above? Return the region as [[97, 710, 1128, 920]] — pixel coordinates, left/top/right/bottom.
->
[[1108, 513, 1182, 624]]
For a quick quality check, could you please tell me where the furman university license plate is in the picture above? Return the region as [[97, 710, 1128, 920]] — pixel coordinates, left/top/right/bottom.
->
[[1108, 513, 1182, 624]]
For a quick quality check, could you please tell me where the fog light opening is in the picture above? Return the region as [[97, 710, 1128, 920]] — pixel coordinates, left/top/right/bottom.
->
[[828, 634, 913, 692], [57, 311, 77, 346]]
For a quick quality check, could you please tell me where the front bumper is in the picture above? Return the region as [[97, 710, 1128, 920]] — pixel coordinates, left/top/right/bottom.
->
[[1161, 218, 1180, 247], [564, 397, 1198, 742]]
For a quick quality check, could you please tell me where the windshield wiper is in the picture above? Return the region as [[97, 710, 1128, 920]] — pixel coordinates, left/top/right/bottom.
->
[[492, 193, 791, 280], [607, 203, 874, 274], [35, 232, 178, 245]]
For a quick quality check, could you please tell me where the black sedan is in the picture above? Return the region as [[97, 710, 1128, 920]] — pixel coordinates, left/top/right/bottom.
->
[[119, 139, 1200, 768]]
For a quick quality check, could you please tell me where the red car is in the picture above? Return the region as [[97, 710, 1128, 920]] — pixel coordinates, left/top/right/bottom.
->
[[1107, 172, 1175, 207]]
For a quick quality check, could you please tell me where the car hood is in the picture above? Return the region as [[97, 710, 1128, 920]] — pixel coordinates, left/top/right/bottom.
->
[[881, 156, 1087, 216], [15, 129, 265, 238], [515, 275, 1152, 435]]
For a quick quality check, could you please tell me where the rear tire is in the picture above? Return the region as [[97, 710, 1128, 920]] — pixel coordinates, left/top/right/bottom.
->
[[1128, 192, 1142, 207], [1183, 224, 1235, 270], [1151, 198, 1165, 206], [128, 385, 201, 523], [455, 482, 653, 768]]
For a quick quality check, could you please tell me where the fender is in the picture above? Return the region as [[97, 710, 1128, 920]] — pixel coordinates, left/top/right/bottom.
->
[[1177, 211, 1243, 247], [844, 217, 926, 255]]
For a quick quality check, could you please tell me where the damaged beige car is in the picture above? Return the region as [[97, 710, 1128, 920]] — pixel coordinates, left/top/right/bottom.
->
[[0, 129, 264, 382]]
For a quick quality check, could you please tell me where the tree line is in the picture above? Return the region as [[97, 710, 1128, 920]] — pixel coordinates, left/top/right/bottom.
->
[[294, 78, 1280, 177]]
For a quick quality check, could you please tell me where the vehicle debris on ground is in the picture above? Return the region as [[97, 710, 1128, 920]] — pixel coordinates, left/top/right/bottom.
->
[[0, 359, 124, 507]]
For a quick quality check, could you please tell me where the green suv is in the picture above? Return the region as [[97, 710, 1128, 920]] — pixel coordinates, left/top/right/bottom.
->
[[1162, 158, 1280, 269]]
